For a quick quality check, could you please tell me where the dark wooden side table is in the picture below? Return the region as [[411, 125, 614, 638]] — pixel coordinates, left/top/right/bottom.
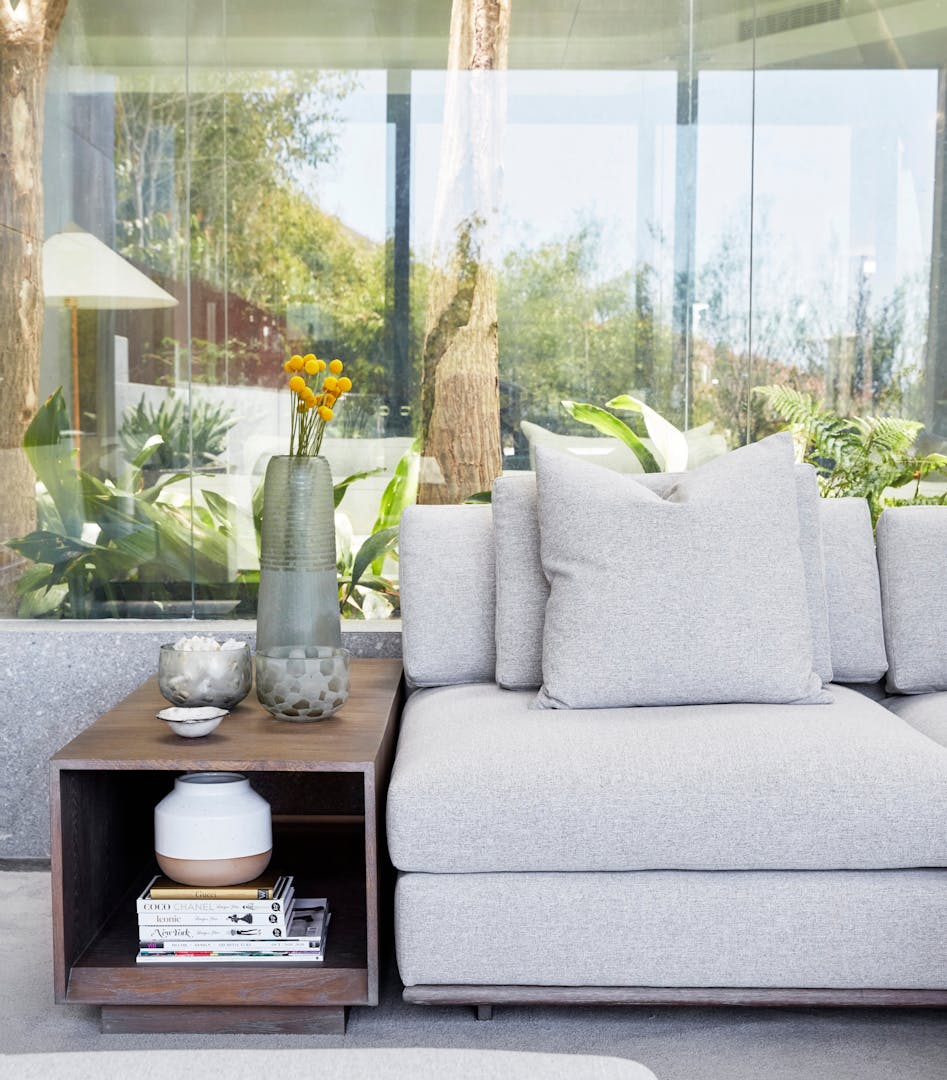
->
[[49, 657, 403, 1035]]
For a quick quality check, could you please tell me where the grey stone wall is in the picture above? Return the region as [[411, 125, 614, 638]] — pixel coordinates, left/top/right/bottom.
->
[[0, 620, 401, 859]]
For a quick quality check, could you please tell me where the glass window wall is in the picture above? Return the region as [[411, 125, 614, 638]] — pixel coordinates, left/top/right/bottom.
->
[[1, 0, 944, 618]]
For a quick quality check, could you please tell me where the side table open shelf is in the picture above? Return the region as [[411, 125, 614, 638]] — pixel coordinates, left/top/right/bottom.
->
[[49, 658, 403, 1035]]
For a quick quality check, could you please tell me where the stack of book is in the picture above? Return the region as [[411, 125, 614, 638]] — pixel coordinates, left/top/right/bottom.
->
[[135, 873, 330, 963]]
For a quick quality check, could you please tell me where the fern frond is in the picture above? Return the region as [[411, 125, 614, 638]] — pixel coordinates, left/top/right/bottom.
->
[[849, 416, 921, 458], [754, 385, 852, 466]]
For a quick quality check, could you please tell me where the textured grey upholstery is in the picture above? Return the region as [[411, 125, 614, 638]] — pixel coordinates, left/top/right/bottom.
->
[[395, 869, 947, 989], [492, 472, 546, 689], [399, 504, 495, 687], [493, 462, 832, 692], [819, 497, 887, 683], [4, 1049, 658, 1080], [533, 435, 825, 708], [877, 506, 947, 693], [386, 683, 947, 873], [883, 692, 947, 748]]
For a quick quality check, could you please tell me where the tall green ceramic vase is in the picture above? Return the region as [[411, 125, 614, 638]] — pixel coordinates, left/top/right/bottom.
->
[[255, 455, 342, 654]]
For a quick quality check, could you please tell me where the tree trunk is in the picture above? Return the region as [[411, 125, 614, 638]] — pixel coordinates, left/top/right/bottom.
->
[[418, 0, 509, 505], [0, 0, 68, 614]]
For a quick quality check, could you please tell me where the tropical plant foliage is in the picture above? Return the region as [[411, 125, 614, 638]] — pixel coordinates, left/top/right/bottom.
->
[[119, 393, 237, 470], [8, 389, 417, 619], [560, 393, 695, 473], [8, 389, 236, 617], [755, 385, 947, 522]]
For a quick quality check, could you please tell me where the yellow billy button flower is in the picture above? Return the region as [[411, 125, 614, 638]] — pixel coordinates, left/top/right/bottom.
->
[[316, 358, 327, 372], [329, 359, 343, 375], [303, 391, 317, 407], [288, 354, 305, 372], [322, 376, 339, 394], [318, 405, 334, 422], [323, 392, 337, 407], [336, 376, 352, 393], [304, 356, 320, 375], [283, 359, 295, 373], [288, 375, 306, 394]]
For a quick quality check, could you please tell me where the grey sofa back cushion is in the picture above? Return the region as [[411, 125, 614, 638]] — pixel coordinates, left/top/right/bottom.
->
[[533, 435, 826, 709], [819, 498, 888, 683], [876, 506, 947, 693], [399, 504, 496, 687], [494, 461, 833, 690]]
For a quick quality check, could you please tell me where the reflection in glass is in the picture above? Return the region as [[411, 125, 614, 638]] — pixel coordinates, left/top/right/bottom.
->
[[1, 0, 943, 618]]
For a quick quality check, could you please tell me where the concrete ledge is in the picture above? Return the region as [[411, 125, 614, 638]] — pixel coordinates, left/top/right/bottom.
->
[[0, 620, 402, 858]]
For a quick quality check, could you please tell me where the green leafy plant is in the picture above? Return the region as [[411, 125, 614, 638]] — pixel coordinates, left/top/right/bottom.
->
[[755, 385, 947, 522], [560, 393, 691, 472], [8, 389, 238, 617], [338, 440, 419, 618], [119, 393, 237, 471], [12, 390, 418, 620]]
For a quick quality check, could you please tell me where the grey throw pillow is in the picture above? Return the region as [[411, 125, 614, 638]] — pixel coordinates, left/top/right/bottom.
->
[[534, 433, 828, 709], [493, 464, 833, 690]]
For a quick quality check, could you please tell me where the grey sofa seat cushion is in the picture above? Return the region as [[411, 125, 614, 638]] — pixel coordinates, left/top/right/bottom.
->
[[395, 869, 947, 990], [819, 497, 887, 683], [533, 435, 825, 708], [883, 692, 947, 749], [493, 461, 832, 692], [386, 683, 947, 874], [877, 506, 947, 693], [399, 504, 496, 687]]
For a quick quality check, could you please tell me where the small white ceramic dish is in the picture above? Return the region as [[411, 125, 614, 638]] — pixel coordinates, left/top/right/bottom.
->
[[157, 706, 227, 738]]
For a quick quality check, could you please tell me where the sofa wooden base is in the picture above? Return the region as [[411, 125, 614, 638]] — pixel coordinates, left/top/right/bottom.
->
[[403, 984, 947, 1012]]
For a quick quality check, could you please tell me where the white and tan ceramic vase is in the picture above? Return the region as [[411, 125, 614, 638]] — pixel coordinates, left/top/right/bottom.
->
[[154, 772, 272, 886]]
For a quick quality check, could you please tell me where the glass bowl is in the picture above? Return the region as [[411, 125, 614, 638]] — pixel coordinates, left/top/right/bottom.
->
[[255, 646, 350, 722], [158, 642, 252, 709]]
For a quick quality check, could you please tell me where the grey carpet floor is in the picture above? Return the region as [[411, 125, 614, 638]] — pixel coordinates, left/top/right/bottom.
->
[[2, 871, 946, 1079]]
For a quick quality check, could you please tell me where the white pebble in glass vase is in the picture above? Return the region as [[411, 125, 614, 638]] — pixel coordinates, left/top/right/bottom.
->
[[255, 646, 350, 722], [158, 641, 252, 709]]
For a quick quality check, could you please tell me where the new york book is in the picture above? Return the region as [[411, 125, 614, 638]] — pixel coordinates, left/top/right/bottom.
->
[[136, 904, 330, 963]]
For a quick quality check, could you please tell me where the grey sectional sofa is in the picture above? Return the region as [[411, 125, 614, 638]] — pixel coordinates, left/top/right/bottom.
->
[[388, 484, 947, 1012]]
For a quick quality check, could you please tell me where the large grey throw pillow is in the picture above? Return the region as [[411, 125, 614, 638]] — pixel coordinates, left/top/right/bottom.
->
[[534, 433, 827, 709], [494, 463, 833, 690]]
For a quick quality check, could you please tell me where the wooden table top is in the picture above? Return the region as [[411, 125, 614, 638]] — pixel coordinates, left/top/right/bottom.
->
[[51, 658, 404, 772]]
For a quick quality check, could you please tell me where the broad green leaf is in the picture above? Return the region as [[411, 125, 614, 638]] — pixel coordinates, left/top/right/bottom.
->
[[349, 525, 399, 598], [202, 487, 237, 524], [606, 394, 689, 472], [6, 530, 95, 567], [22, 388, 84, 538], [14, 562, 58, 596], [372, 439, 420, 533], [561, 400, 661, 472], [333, 468, 384, 508], [252, 475, 265, 556], [17, 582, 68, 617], [131, 434, 165, 470], [464, 490, 492, 504], [138, 471, 189, 504], [371, 440, 419, 573]]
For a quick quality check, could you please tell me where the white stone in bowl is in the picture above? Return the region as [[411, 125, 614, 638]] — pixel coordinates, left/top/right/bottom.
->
[[157, 706, 227, 738]]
